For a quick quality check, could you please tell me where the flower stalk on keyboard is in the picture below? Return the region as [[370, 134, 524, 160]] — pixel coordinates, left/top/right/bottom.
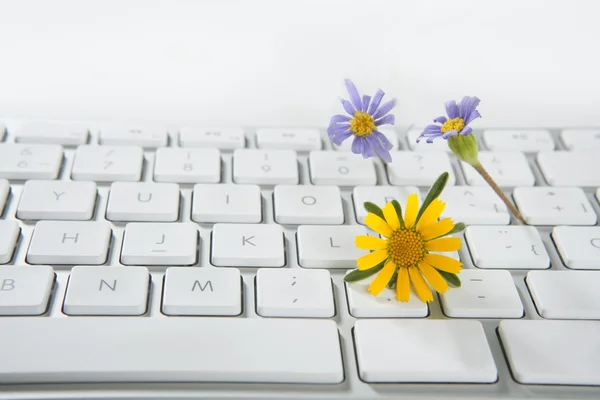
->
[[416, 96, 527, 224], [345, 172, 465, 303]]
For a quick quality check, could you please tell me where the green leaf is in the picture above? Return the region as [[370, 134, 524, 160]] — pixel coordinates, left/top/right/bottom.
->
[[428, 222, 467, 241], [391, 200, 405, 228], [344, 261, 385, 283], [438, 270, 461, 288], [387, 269, 399, 289], [414, 172, 449, 225], [364, 202, 385, 220]]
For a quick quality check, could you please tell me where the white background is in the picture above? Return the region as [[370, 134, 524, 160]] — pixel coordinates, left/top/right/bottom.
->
[[0, 0, 599, 131]]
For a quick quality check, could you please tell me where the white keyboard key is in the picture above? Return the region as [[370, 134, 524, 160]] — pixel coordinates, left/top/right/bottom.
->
[[440, 270, 523, 318], [345, 274, 428, 318], [27, 221, 111, 265], [499, 320, 600, 385], [162, 267, 241, 316], [99, 126, 168, 147], [354, 320, 497, 383], [274, 185, 343, 224], [439, 186, 510, 225], [461, 152, 535, 187], [0, 318, 343, 384], [553, 226, 600, 270], [256, 128, 322, 150], [192, 184, 261, 223], [387, 151, 456, 186], [0, 266, 54, 316], [335, 128, 398, 151], [309, 151, 376, 186], [352, 185, 419, 224], [465, 226, 549, 269], [561, 129, 600, 150], [180, 127, 245, 149], [537, 151, 600, 186], [211, 223, 284, 267], [483, 129, 554, 152], [256, 269, 334, 318], [407, 127, 452, 152], [71, 145, 143, 182], [297, 225, 368, 268], [106, 182, 180, 222], [513, 187, 596, 225], [63, 266, 149, 315], [0, 123, 5, 141], [17, 180, 96, 220], [153, 148, 220, 183], [233, 149, 298, 185], [527, 270, 600, 319], [15, 122, 89, 145], [0, 144, 63, 180], [0, 179, 9, 213], [0, 221, 20, 264], [120, 223, 197, 266]]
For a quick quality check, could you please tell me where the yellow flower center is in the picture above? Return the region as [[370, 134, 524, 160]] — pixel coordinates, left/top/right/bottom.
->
[[349, 111, 376, 137], [387, 228, 426, 268], [440, 117, 465, 134]]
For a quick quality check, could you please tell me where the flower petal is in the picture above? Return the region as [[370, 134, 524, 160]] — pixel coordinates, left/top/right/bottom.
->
[[464, 110, 481, 125], [408, 267, 434, 303], [425, 237, 462, 252], [372, 99, 396, 120], [373, 130, 394, 151], [351, 136, 365, 155], [460, 126, 473, 136], [442, 129, 457, 139], [382, 202, 400, 230], [341, 99, 356, 116], [433, 116, 447, 124], [364, 213, 393, 237], [445, 100, 459, 119], [367, 135, 392, 163], [330, 130, 352, 146], [327, 123, 350, 136], [344, 79, 363, 112], [368, 260, 396, 296], [419, 218, 455, 240], [355, 235, 387, 250], [375, 114, 395, 126], [329, 114, 351, 124], [403, 193, 419, 228], [396, 267, 410, 302], [357, 249, 388, 270], [419, 261, 449, 294], [361, 95, 371, 112], [458, 96, 481, 120], [416, 199, 446, 231], [367, 89, 385, 115], [423, 253, 462, 273]]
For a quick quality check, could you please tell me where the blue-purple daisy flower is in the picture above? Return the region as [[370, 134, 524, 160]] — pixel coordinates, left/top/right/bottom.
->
[[417, 96, 481, 143], [327, 79, 396, 162]]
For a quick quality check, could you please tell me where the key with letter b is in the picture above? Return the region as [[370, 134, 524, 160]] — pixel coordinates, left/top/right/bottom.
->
[[0, 266, 55, 316]]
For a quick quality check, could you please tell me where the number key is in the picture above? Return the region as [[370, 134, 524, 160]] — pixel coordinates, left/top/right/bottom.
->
[[71, 145, 143, 182], [309, 151, 376, 186], [0, 144, 63, 180], [154, 148, 220, 183]]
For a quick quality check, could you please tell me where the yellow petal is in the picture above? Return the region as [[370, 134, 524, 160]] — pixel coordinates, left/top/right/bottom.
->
[[364, 213, 393, 238], [416, 199, 446, 232], [368, 260, 396, 296], [423, 253, 462, 273], [425, 237, 462, 252], [404, 194, 419, 228], [357, 249, 388, 270], [396, 267, 410, 302], [355, 235, 387, 250], [382, 202, 400, 231], [418, 261, 449, 294], [408, 267, 434, 303], [420, 218, 455, 240]]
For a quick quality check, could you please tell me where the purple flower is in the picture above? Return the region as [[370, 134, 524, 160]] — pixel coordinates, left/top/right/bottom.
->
[[417, 96, 481, 143], [327, 79, 396, 162]]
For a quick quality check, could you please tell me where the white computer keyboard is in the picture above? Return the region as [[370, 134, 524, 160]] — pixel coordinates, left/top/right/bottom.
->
[[1, 121, 600, 400]]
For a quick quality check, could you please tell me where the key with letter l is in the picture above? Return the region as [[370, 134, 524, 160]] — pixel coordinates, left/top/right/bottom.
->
[[297, 225, 368, 268]]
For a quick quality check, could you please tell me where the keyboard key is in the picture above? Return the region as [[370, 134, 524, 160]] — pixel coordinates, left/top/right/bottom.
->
[[233, 149, 298, 185], [553, 226, 600, 269], [27, 221, 111, 265], [0, 318, 344, 384], [387, 151, 456, 186], [180, 127, 245, 149], [162, 267, 241, 316], [256, 269, 334, 318], [465, 226, 549, 269], [0, 221, 19, 264], [297, 225, 368, 268], [440, 270, 523, 318], [406, 127, 451, 152], [71, 145, 143, 182], [15, 122, 88, 145], [63, 266, 149, 315], [0, 123, 5, 141], [153, 148, 220, 183], [16, 180, 96, 220], [192, 183, 261, 223], [0, 144, 63, 180], [309, 151, 376, 186], [352, 185, 419, 224], [345, 274, 428, 318], [499, 320, 600, 385], [354, 320, 497, 383], [99, 126, 168, 148], [560, 129, 600, 150], [335, 128, 398, 151], [460, 152, 535, 187], [0, 179, 9, 214], [106, 182, 180, 222], [274, 185, 343, 224], [211, 223, 284, 267], [537, 151, 600, 186], [256, 128, 321, 150], [527, 270, 600, 319], [0, 266, 54, 316], [120, 223, 198, 266], [482, 129, 554, 152], [513, 187, 597, 225], [439, 186, 510, 225]]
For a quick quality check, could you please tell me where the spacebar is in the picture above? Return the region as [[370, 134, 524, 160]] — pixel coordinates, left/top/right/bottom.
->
[[0, 318, 344, 384]]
